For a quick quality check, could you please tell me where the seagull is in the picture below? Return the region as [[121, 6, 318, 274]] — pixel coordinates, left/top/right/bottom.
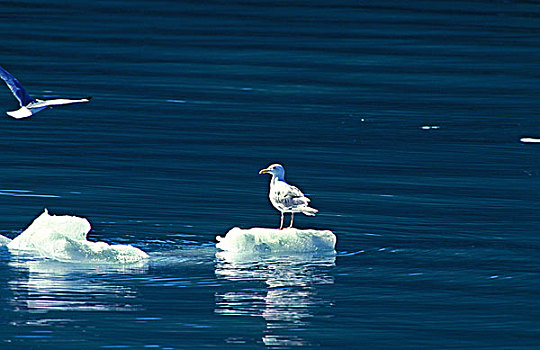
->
[[0, 66, 91, 119], [259, 163, 318, 229]]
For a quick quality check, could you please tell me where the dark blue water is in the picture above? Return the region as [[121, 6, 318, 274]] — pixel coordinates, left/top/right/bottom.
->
[[1, 0, 539, 348]]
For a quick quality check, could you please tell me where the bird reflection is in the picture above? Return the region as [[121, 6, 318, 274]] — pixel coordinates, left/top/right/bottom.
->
[[215, 251, 335, 347]]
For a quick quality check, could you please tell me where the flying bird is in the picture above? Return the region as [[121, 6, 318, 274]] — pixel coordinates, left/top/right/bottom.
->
[[259, 163, 318, 229], [0, 66, 91, 119]]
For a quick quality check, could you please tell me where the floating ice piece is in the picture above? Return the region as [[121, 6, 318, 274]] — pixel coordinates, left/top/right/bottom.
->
[[8, 209, 148, 264], [216, 227, 336, 253], [421, 125, 440, 130], [0, 234, 11, 246], [520, 138, 540, 143]]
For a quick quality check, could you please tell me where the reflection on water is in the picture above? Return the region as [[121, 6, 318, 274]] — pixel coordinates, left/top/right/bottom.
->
[[215, 251, 335, 347], [7, 252, 147, 313]]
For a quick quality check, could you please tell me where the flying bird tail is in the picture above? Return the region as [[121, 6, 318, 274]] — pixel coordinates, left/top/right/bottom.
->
[[7, 107, 33, 119]]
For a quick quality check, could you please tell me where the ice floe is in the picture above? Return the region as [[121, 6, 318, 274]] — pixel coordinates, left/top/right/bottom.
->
[[6, 209, 148, 264], [216, 227, 336, 253]]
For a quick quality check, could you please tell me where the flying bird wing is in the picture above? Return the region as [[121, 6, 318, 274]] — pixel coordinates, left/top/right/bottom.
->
[[30, 97, 92, 108], [0, 66, 35, 106]]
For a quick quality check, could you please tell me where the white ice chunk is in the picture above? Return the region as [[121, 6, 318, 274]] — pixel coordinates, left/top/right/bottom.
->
[[520, 138, 540, 143], [216, 227, 337, 253], [0, 234, 11, 246], [8, 209, 148, 264]]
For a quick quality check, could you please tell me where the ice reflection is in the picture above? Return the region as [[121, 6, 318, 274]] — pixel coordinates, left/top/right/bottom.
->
[[7, 252, 147, 312], [215, 251, 335, 347]]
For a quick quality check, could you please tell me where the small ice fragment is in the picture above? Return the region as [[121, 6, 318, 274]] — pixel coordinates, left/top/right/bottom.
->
[[520, 138, 540, 143], [421, 125, 440, 130], [0, 234, 12, 246], [166, 99, 186, 104]]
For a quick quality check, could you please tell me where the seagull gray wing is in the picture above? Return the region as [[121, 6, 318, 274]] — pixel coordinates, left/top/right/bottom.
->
[[274, 182, 311, 208], [0, 66, 35, 106]]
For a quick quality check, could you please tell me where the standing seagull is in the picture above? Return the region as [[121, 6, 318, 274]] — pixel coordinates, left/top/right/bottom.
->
[[0, 66, 91, 119], [259, 163, 318, 229]]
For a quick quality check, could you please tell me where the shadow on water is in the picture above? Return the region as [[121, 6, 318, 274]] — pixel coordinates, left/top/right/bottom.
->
[[214, 251, 336, 347]]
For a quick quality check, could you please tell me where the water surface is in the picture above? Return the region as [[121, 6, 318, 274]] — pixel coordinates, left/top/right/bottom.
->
[[1, 0, 539, 348]]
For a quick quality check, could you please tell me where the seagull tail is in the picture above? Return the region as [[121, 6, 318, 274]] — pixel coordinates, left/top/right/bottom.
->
[[301, 206, 318, 216]]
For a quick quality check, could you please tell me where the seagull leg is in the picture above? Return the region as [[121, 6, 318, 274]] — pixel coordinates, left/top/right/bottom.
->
[[289, 213, 294, 228], [279, 212, 284, 230]]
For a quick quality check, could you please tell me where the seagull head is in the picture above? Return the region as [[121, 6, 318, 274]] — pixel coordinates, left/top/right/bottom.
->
[[259, 163, 285, 179]]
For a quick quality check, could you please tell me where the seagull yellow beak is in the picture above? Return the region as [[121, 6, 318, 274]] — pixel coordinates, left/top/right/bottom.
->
[[259, 168, 269, 174]]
